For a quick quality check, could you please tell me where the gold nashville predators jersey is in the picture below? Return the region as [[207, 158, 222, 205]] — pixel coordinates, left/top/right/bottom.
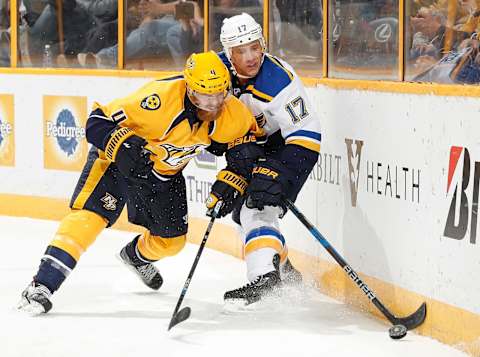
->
[[87, 76, 263, 178]]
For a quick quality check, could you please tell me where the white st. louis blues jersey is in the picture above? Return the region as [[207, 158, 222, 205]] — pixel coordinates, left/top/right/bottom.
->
[[219, 52, 322, 154]]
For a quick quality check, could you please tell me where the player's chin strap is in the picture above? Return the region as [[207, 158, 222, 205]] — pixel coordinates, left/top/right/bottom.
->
[[283, 198, 427, 332], [167, 201, 222, 331]]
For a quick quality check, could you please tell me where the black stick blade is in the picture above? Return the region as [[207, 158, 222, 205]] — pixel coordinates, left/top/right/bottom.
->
[[168, 307, 191, 331], [393, 302, 427, 330]]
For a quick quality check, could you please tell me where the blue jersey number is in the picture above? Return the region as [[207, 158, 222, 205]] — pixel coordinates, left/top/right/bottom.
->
[[285, 96, 309, 124]]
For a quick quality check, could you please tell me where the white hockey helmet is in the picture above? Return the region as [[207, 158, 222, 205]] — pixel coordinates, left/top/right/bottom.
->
[[220, 12, 266, 61]]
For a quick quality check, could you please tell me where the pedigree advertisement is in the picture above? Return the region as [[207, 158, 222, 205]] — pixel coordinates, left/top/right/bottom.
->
[[43, 95, 87, 171], [0, 94, 14, 167]]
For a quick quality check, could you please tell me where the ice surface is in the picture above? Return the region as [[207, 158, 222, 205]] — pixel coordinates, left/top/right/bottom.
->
[[0, 216, 467, 357]]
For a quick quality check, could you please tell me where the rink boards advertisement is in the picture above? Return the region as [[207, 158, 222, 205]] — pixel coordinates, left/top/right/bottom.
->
[[43, 95, 88, 171], [0, 94, 14, 166], [0, 74, 479, 352]]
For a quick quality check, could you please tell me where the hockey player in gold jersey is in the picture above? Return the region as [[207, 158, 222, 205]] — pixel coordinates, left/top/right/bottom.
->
[[18, 51, 264, 315]]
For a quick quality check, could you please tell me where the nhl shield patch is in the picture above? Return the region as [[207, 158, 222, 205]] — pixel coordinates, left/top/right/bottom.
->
[[141, 94, 161, 110]]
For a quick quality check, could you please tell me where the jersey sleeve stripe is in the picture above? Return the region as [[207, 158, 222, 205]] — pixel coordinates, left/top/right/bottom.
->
[[246, 85, 274, 102], [285, 129, 322, 141], [285, 139, 321, 153]]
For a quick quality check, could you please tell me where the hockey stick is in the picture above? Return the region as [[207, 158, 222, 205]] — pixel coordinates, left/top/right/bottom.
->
[[284, 198, 426, 331], [167, 202, 222, 331]]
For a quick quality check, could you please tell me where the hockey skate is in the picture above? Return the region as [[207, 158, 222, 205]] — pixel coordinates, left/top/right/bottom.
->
[[224, 254, 281, 306], [17, 282, 53, 315], [280, 258, 303, 286], [119, 238, 163, 290]]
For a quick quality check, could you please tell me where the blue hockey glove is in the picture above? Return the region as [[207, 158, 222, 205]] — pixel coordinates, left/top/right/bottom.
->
[[245, 158, 291, 212]]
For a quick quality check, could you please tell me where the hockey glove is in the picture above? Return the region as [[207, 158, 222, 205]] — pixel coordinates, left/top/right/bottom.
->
[[246, 158, 291, 212], [225, 136, 265, 180], [206, 169, 248, 217], [104, 127, 154, 181]]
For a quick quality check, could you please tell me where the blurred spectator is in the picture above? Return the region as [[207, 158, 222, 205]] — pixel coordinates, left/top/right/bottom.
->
[[21, 0, 97, 67], [0, 0, 10, 67], [329, 0, 398, 79], [209, 0, 262, 51], [166, 0, 204, 68], [167, 0, 260, 68], [91, 0, 178, 68], [270, 0, 322, 66], [81, 0, 118, 56], [407, 0, 480, 83]]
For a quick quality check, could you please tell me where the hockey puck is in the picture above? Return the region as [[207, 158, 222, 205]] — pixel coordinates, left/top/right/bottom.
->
[[388, 324, 407, 339]]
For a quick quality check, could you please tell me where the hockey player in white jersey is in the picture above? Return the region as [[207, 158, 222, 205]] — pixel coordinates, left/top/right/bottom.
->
[[210, 13, 322, 305]]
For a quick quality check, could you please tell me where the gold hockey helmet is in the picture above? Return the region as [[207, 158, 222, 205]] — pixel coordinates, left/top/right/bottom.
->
[[184, 51, 230, 95]]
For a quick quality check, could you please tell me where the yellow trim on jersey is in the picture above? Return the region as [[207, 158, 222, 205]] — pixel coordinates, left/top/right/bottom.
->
[[71, 156, 111, 209], [286, 139, 321, 153], [246, 84, 274, 102], [50, 210, 107, 261], [267, 55, 294, 81], [104, 127, 135, 161]]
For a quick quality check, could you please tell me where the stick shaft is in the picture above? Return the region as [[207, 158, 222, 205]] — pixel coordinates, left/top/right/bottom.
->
[[285, 199, 399, 323]]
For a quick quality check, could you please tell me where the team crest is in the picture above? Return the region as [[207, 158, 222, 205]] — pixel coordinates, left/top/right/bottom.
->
[[101, 192, 118, 211], [159, 143, 208, 167], [141, 94, 161, 111]]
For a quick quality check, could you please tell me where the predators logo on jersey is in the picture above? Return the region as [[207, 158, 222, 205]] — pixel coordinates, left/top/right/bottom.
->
[[140, 94, 161, 111], [158, 143, 208, 168], [100, 192, 118, 211], [91, 78, 263, 177]]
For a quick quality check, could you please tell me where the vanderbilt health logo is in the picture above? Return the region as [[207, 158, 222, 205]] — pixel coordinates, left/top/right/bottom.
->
[[344, 139, 420, 207], [443, 146, 480, 244], [44, 96, 87, 171], [0, 94, 14, 167], [310, 138, 421, 207]]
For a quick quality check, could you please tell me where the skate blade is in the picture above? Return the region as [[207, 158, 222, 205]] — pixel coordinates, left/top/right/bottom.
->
[[16, 299, 46, 316]]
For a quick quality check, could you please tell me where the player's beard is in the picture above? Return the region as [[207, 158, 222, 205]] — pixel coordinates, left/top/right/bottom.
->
[[197, 107, 223, 122]]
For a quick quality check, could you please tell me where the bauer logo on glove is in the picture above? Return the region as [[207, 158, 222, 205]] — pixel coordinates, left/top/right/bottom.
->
[[252, 166, 279, 179], [246, 158, 291, 212]]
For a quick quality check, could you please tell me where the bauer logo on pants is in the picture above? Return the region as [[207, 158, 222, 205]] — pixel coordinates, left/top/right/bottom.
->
[[43, 95, 87, 171], [0, 94, 15, 167]]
